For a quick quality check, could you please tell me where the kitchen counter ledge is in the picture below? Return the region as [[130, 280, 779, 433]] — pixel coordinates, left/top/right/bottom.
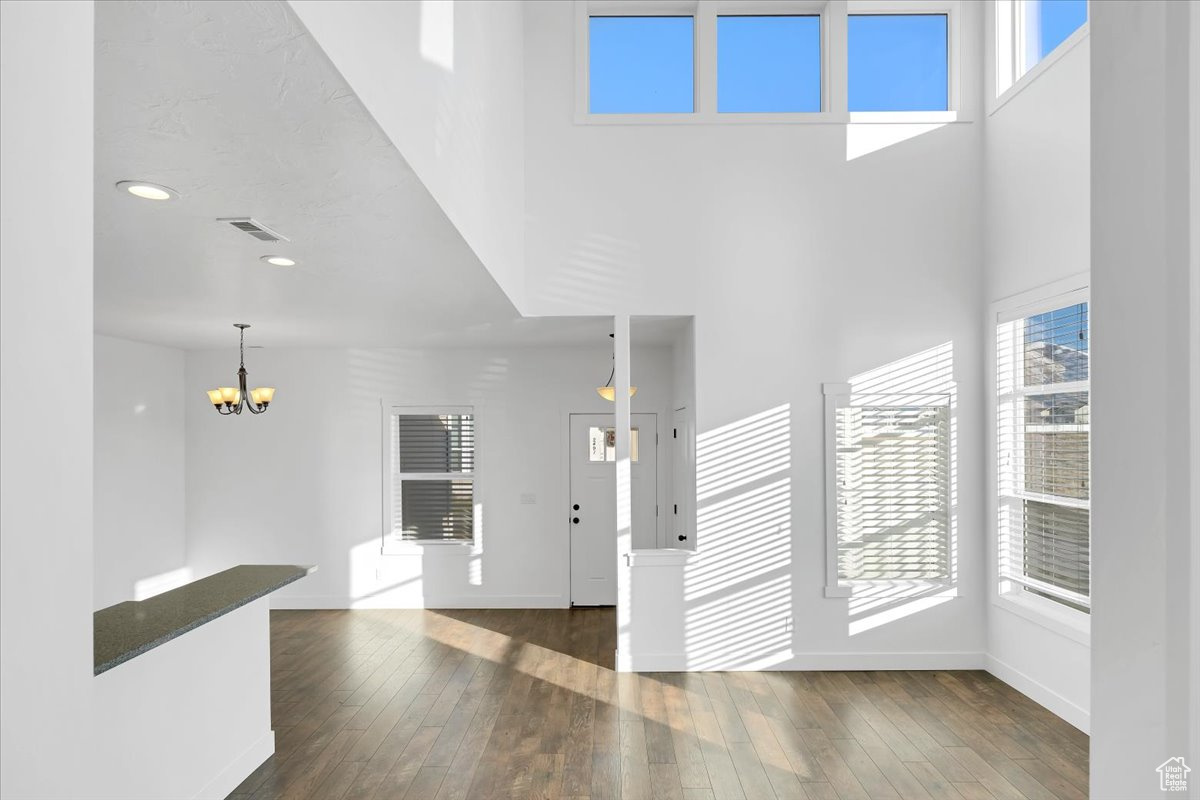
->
[[93, 564, 315, 675]]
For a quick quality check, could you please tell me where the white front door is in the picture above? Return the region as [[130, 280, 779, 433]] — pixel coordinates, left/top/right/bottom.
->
[[569, 413, 657, 606]]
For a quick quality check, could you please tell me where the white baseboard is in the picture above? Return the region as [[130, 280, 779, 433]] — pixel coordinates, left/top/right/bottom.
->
[[193, 729, 274, 800], [620, 650, 985, 672], [985, 654, 1090, 733], [270, 594, 569, 610]]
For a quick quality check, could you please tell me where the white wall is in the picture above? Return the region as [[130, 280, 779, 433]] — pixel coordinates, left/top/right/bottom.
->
[[288, 0, 527, 310], [89, 599, 274, 800], [0, 2, 96, 795], [185, 344, 674, 608], [94, 336, 188, 609], [981, 24, 1092, 728], [521, 1, 988, 669], [1090, 0, 1197, 795]]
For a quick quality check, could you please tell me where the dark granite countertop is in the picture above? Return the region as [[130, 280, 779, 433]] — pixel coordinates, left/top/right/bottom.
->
[[93, 564, 315, 676]]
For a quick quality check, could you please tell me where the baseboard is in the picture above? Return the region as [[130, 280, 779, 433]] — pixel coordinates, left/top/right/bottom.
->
[[985, 654, 1090, 733], [620, 650, 986, 672], [193, 729, 274, 800], [270, 594, 569, 610]]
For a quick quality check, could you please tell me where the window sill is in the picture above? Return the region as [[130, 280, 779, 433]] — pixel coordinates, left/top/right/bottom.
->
[[626, 548, 696, 567], [989, 23, 1089, 117], [574, 110, 968, 126], [993, 589, 1090, 646], [381, 541, 478, 557], [825, 580, 958, 599]]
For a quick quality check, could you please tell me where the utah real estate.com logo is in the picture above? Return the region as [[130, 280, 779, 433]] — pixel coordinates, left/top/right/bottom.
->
[[1157, 757, 1190, 792]]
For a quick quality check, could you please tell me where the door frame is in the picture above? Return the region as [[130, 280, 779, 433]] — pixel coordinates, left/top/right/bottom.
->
[[566, 411, 659, 606]]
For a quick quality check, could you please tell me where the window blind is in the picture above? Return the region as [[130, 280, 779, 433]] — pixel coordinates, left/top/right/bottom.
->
[[997, 301, 1090, 610], [390, 413, 474, 543], [835, 399, 950, 582]]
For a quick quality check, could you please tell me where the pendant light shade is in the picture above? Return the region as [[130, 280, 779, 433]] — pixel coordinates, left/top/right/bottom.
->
[[596, 385, 638, 402]]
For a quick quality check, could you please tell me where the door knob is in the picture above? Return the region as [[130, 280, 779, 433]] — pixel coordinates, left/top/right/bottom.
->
[[573, 517, 580, 524], [573, 504, 580, 511], [678, 534, 687, 541]]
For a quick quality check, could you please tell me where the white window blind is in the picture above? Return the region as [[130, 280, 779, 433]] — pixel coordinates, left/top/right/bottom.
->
[[833, 394, 951, 583], [386, 411, 475, 545], [997, 300, 1090, 611]]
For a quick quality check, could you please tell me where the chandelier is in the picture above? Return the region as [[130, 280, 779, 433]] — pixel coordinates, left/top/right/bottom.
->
[[205, 324, 276, 415]]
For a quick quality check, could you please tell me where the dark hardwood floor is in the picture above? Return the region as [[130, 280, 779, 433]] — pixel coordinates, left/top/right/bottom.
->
[[228, 608, 1088, 800]]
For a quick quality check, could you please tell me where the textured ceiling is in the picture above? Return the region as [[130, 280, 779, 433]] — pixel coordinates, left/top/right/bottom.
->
[[95, 0, 521, 350]]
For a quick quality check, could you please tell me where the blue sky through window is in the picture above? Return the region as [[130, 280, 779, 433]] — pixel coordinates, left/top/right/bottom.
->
[[1033, 0, 1087, 63], [589, 16, 694, 113], [848, 14, 948, 112], [717, 16, 820, 113]]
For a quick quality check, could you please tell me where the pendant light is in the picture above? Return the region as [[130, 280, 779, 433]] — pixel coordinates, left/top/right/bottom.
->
[[205, 324, 276, 415], [596, 333, 637, 401]]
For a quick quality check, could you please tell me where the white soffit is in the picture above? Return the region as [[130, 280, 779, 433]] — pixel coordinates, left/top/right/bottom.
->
[[95, 0, 518, 350]]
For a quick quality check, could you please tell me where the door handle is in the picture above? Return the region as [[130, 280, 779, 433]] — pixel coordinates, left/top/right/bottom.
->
[[573, 504, 580, 511], [573, 517, 580, 524], [678, 534, 687, 541]]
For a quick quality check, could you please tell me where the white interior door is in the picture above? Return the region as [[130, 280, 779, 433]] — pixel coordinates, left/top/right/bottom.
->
[[569, 413, 657, 606]]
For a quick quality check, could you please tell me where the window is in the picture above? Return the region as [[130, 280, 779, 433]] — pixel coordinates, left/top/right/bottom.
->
[[996, 0, 1088, 98], [1020, 0, 1087, 73], [384, 410, 475, 548], [579, 4, 958, 122], [824, 386, 951, 591], [997, 299, 1090, 612], [588, 16, 694, 113], [717, 15, 821, 113], [848, 14, 948, 112], [588, 426, 641, 462]]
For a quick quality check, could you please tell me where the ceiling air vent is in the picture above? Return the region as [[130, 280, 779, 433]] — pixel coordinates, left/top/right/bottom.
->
[[217, 217, 290, 243]]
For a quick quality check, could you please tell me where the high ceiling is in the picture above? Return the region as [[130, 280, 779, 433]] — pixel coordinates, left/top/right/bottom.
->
[[95, 0, 523, 350]]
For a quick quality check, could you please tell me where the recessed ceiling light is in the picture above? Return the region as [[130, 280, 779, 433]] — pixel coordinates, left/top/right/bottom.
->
[[116, 180, 178, 201], [260, 255, 296, 267]]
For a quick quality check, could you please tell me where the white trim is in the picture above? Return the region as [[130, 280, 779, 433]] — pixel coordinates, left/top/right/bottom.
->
[[270, 594, 570, 610], [993, 275, 1090, 322], [998, 573, 1090, 610], [625, 547, 697, 566], [192, 730, 274, 800], [825, 580, 959, 599], [823, 382, 847, 592], [621, 650, 985, 672], [1003, 378, 1090, 397], [985, 654, 1090, 732], [377, 540, 475, 556], [993, 588, 1090, 645], [1004, 489, 1089, 511]]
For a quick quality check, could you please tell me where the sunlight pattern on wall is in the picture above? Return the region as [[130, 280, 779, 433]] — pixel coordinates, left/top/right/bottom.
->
[[685, 404, 792, 669]]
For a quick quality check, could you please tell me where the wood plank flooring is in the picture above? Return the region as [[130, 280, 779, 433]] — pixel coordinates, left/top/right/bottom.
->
[[228, 608, 1088, 800]]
